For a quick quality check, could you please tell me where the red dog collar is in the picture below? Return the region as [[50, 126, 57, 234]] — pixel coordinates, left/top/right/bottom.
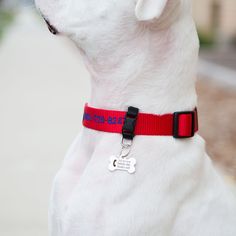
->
[[83, 104, 198, 139]]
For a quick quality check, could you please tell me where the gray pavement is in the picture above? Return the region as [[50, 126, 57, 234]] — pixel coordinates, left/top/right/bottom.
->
[[200, 48, 236, 71], [0, 8, 89, 236], [198, 48, 236, 89]]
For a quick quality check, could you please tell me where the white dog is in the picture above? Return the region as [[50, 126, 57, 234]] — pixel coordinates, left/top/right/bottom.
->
[[35, 0, 236, 235]]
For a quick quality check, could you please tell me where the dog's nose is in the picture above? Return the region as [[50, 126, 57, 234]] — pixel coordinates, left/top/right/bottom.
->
[[43, 18, 58, 35]]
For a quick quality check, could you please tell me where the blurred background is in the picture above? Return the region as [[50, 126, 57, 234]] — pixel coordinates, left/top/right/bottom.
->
[[0, 0, 235, 235]]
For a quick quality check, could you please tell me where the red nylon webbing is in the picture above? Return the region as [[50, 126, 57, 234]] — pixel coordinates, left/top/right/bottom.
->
[[82, 104, 198, 137]]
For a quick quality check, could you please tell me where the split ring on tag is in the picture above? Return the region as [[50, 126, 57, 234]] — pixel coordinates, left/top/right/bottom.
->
[[120, 138, 132, 158]]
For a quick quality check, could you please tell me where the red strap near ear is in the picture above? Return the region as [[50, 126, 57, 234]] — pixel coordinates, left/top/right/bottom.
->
[[82, 104, 198, 138]]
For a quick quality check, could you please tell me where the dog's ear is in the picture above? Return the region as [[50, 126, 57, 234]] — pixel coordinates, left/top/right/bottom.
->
[[135, 0, 168, 21]]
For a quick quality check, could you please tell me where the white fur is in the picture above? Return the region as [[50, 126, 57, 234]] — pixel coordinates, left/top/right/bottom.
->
[[35, 0, 236, 235]]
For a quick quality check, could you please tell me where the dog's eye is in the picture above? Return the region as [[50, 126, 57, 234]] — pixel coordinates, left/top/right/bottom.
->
[[44, 18, 58, 35]]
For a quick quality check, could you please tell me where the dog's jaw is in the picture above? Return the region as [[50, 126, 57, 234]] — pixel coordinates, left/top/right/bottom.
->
[[35, 0, 66, 34]]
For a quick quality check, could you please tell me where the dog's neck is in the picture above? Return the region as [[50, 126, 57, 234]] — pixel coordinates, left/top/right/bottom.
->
[[81, 16, 199, 114]]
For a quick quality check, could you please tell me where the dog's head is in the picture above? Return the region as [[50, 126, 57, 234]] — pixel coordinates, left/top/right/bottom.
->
[[35, 0, 192, 53]]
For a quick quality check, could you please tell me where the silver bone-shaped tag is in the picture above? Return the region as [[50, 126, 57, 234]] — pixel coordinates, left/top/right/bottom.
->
[[108, 155, 136, 174]]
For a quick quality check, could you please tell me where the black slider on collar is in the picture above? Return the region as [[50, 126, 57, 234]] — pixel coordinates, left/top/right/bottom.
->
[[122, 106, 139, 140]]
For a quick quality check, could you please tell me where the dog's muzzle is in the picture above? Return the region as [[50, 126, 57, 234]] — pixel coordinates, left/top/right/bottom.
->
[[43, 18, 58, 35]]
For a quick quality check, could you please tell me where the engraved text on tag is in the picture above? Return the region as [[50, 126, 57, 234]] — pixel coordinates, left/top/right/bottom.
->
[[108, 155, 136, 174]]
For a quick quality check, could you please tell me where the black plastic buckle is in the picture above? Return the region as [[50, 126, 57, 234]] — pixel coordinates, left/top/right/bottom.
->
[[173, 111, 195, 139], [122, 106, 139, 140]]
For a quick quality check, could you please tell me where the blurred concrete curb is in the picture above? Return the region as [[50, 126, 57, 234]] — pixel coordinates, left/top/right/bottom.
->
[[198, 59, 236, 89]]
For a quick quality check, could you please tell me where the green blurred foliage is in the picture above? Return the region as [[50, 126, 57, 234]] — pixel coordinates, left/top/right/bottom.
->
[[197, 30, 214, 48], [230, 35, 236, 48], [0, 9, 15, 40]]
